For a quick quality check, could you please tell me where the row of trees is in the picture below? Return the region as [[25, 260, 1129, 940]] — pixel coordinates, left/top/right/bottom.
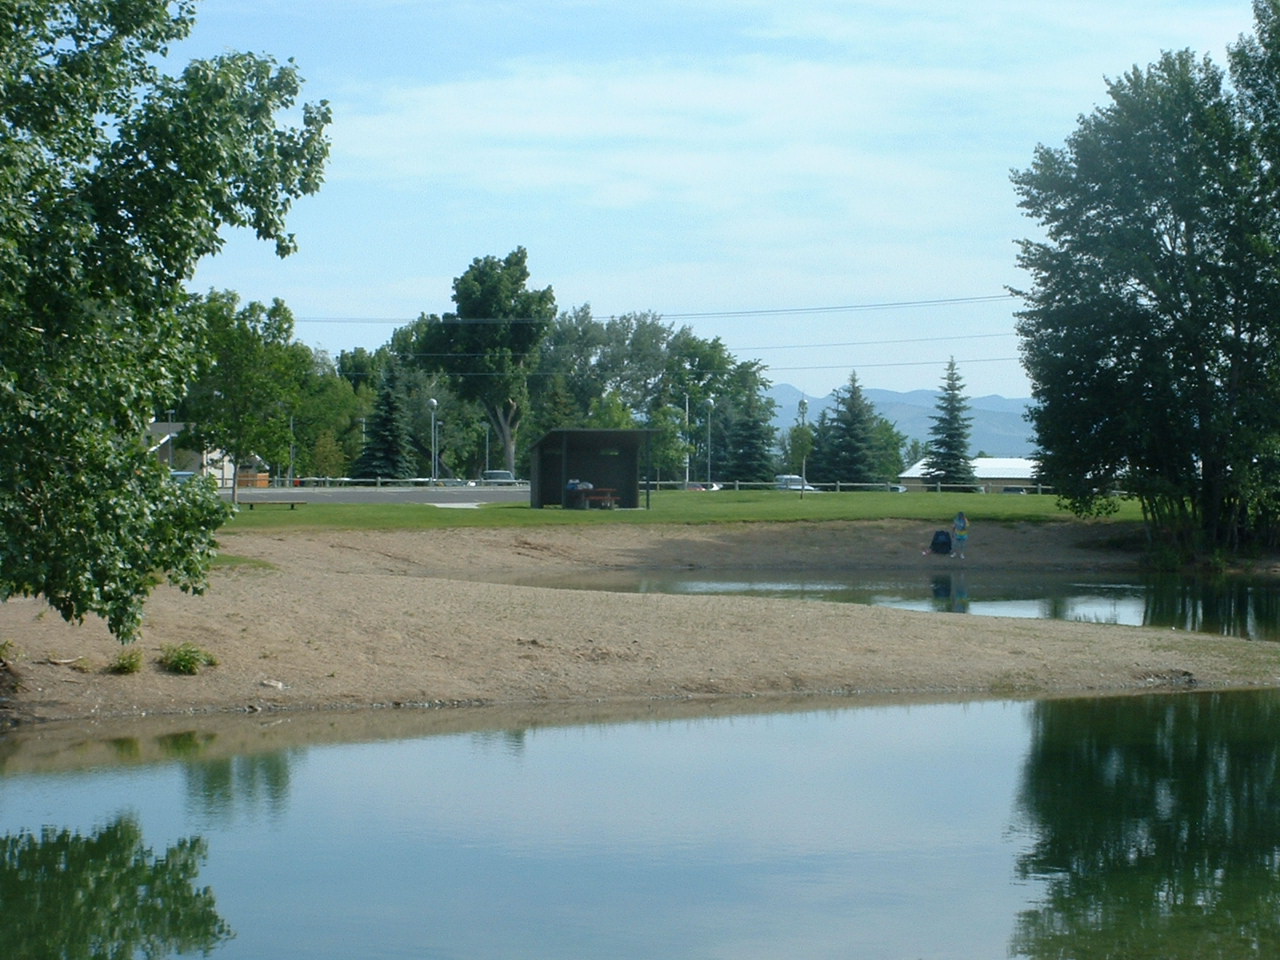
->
[[198, 246, 980, 491], [1015, 0, 1280, 555], [172, 252, 985, 497]]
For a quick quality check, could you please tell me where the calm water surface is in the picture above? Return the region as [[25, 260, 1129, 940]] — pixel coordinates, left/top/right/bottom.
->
[[511, 568, 1280, 641], [3, 690, 1280, 959]]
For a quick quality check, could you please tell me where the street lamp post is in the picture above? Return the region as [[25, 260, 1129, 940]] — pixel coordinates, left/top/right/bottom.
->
[[683, 395, 690, 488], [428, 398, 438, 482], [705, 397, 714, 486]]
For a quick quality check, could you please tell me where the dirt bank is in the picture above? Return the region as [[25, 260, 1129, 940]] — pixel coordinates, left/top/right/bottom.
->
[[1, 519, 1277, 727]]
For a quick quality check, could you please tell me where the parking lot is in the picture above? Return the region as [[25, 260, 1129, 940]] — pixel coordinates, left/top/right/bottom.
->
[[228, 484, 530, 507]]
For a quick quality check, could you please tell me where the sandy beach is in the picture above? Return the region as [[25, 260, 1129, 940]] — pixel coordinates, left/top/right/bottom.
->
[[1, 518, 1278, 728]]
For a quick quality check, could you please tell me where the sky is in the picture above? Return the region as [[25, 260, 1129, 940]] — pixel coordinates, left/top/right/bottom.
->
[[178, 0, 1256, 400]]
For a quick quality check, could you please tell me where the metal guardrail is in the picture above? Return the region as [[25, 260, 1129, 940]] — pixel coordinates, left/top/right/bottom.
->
[[216, 476, 528, 490], [642, 480, 1054, 494], [213, 475, 1051, 494]]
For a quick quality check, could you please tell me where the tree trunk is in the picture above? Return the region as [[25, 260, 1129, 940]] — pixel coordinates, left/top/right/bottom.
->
[[490, 400, 520, 476]]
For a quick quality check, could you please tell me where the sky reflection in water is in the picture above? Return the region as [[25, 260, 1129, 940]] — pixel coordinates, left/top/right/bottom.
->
[[3, 690, 1280, 958], [512, 567, 1280, 641]]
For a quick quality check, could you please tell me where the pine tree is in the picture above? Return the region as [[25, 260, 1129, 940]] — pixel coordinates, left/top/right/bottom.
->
[[924, 358, 977, 486], [807, 371, 879, 484], [725, 390, 778, 482], [352, 367, 416, 479]]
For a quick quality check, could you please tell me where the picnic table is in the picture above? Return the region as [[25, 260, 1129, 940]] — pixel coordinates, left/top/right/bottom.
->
[[582, 488, 618, 509]]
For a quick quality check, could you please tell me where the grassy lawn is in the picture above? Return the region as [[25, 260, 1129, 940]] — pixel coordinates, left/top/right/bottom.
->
[[221, 489, 1143, 533]]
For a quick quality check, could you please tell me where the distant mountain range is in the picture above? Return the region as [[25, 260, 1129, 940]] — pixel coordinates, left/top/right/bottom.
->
[[766, 385, 1035, 458]]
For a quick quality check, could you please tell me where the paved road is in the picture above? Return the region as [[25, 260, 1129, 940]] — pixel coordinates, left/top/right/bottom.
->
[[228, 484, 531, 506]]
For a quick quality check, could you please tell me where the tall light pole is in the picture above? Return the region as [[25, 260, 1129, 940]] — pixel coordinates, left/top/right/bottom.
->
[[428, 398, 438, 482], [705, 397, 714, 486], [683, 394, 690, 488]]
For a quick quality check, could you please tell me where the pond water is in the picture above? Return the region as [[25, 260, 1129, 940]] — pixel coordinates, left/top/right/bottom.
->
[[509, 568, 1280, 641], [4, 689, 1280, 959]]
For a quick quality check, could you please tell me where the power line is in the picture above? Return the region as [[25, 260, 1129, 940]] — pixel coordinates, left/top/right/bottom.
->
[[739, 332, 1013, 353], [339, 355, 1021, 378], [376, 331, 1015, 363], [659, 294, 1016, 320], [295, 293, 1018, 326], [767, 356, 1020, 373]]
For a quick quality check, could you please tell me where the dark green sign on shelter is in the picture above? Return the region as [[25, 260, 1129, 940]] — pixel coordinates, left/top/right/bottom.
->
[[529, 428, 653, 509]]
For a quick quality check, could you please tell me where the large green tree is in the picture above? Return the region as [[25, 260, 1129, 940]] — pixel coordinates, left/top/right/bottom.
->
[[291, 348, 367, 478], [0, 2, 329, 640], [780, 399, 816, 478], [923, 358, 977, 487], [1013, 12, 1280, 554], [399, 248, 556, 475], [180, 292, 309, 503], [529, 307, 747, 480]]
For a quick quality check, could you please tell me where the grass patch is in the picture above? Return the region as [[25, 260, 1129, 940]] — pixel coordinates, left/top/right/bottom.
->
[[221, 489, 1145, 534], [107, 647, 144, 675], [158, 643, 219, 675], [211, 553, 277, 571]]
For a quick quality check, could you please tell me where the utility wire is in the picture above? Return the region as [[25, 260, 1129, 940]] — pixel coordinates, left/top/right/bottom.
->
[[345, 331, 1016, 362], [339, 355, 1021, 378], [296, 293, 1018, 326]]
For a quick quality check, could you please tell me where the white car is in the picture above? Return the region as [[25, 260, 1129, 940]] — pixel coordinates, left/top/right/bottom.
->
[[775, 474, 817, 491], [480, 470, 526, 485]]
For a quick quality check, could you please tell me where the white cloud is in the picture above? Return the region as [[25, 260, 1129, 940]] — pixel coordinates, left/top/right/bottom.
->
[[185, 0, 1260, 395]]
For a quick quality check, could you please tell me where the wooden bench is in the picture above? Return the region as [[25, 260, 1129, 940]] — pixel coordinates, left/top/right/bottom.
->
[[245, 500, 306, 510]]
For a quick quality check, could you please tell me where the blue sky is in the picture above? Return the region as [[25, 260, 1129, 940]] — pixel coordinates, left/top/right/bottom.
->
[[180, 0, 1253, 399]]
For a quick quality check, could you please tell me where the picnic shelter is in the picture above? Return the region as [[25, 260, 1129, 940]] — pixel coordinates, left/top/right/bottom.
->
[[529, 428, 653, 509]]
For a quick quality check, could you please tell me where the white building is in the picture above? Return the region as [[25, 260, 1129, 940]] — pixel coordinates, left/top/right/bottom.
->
[[899, 457, 1044, 493]]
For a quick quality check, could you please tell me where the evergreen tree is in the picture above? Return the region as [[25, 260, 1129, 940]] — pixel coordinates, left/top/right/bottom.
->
[[807, 371, 879, 484], [725, 388, 778, 482], [352, 367, 415, 479], [923, 358, 977, 486]]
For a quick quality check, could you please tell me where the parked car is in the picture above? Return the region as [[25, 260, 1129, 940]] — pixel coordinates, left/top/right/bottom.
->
[[1001, 486, 1028, 494], [887, 484, 908, 493], [775, 474, 817, 491], [480, 469, 526, 485]]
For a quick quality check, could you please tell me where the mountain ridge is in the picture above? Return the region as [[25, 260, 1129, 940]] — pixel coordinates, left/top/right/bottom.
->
[[766, 384, 1035, 458]]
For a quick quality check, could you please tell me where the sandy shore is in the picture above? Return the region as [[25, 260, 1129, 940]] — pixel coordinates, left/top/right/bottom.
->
[[1, 518, 1278, 728]]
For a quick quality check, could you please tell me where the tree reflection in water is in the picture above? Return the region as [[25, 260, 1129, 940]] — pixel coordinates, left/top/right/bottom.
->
[[0, 815, 232, 958], [1012, 691, 1280, 958]]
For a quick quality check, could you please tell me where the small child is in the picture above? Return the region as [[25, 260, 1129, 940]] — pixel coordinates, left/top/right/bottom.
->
[[951, 512, 969, 559]]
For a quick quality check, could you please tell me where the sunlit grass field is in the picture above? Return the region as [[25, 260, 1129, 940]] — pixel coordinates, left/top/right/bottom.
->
[[222, 489, 1142, 533]]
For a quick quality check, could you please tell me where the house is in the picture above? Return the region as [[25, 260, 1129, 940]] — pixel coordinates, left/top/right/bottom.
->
[[147, 421, 256, 487], [899, 457, 1044, 493]]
